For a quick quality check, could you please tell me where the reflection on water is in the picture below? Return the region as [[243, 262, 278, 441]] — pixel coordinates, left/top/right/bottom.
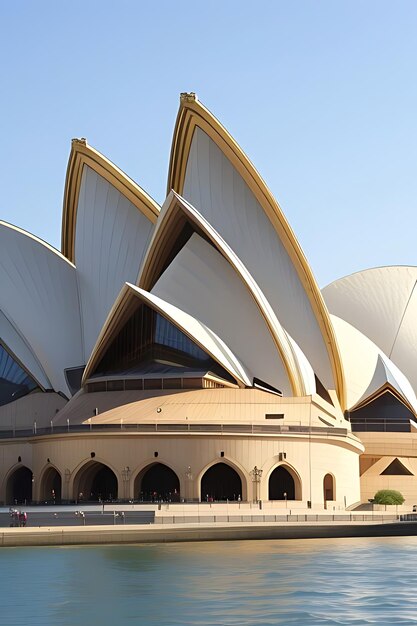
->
[[1, 537, 417, 625]]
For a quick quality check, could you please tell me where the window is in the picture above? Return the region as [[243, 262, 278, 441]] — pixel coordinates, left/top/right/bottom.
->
[[0, 342, 39, 406]]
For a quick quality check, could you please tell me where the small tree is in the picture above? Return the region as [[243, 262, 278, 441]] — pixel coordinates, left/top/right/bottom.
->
[[373, 489, 405, 505]]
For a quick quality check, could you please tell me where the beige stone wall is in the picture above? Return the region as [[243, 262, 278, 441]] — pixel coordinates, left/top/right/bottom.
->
[[0, 393, 67, 430], [359, 431, 417, 505], [0, 431, 361, 508]]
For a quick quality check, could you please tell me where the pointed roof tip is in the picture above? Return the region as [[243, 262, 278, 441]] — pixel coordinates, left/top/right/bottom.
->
[[180, 92, 198, 103], [62, 138, 159, 263], [71, 137, 87, 146]]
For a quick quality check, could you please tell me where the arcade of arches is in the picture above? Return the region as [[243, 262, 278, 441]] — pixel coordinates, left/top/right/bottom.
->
[[2, 460, 343, 506]]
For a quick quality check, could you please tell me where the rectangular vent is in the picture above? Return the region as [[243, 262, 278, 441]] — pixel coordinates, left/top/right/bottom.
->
[[125, 379, 143, 390], [265, 414, 284, 420], [87, 381, 106, 393], [144, 378, 162, 390], [107, 380, 124, 392]]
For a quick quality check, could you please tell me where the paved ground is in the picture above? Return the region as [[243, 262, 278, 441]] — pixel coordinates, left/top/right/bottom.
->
[[0, 502, 407, 528], [0, 508, 155, 527]]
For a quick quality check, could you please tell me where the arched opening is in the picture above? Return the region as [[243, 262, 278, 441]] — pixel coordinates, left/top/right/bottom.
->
[[323, 473, 335, 506], [201, 463, 242, 502], [268, 465, 301, 500], [73, 461, 118, 501], [40, 467, 62, 503], [6, 466, 32, 505], [135, 463, 180, 502]]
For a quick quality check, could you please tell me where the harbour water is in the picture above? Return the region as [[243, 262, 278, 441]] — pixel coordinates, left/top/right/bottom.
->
[[1, 537, 417, 625]]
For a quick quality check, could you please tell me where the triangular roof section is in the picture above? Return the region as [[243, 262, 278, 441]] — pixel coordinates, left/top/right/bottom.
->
[[61, 138, 160, 262], [0, 338, 42, 403], [0, 309, 51, 390], [167, 93, 345, 409], [139, 191, 315, 397], [380, 458, 414, 476], [351, 354, 417, 416], [83, 283, 252, 388]]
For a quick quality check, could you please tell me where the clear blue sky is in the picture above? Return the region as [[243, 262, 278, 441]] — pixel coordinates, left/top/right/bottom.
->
[[1, 1, 417, 286]]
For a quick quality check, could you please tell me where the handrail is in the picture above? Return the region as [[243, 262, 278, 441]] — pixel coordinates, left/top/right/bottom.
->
[[0, 423, 350, 440], [350, 418, 412, 432]]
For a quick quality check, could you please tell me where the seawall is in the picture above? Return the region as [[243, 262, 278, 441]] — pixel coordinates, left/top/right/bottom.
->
[[1, 520, 417, 548]]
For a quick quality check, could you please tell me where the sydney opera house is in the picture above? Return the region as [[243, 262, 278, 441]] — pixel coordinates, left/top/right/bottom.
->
[[1, 93, 416, 509]]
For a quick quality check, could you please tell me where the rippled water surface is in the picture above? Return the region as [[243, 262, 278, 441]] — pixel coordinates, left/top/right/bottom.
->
[[1, 537, 417, 625]]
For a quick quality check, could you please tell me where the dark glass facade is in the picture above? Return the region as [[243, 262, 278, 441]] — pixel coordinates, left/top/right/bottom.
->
[[64, 366, 85, 395], [0, 342, 39, 406], [92, 304, 235, 383], [349, 390, 414, 432]]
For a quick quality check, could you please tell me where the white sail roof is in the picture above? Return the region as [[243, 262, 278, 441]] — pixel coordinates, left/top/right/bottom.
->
[[140, 191, 316, 396], [167, 94, 345, 405], [84, 282, 252, 388], [330, 314, 417, 414], [323, 266, 417, 396], [0, 221, 83, 396]]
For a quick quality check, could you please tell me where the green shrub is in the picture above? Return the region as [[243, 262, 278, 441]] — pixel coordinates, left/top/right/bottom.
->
[[373, 489, 405, 505]]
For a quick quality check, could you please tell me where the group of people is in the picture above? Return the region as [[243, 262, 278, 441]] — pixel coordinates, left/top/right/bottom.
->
[[138, 489, 181, 503], [9, 508, 27, 527]]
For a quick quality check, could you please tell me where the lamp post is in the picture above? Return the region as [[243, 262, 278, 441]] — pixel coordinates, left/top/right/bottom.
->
[[121, 466, 130, 500], [64, 468, 71, 503], [250, 466, 263, 503], [284, 491, 288, 508], [185, 466, 193, 502], [29, 473, 35, 506]]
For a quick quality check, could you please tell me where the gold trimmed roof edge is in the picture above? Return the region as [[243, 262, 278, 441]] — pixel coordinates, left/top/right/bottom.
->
[[167, 93, 346, 410], [350, 382, 417, 417], [61, 139, 160, 263]]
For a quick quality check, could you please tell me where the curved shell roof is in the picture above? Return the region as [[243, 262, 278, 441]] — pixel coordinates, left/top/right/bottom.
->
[[0, 221, 83, 396], [139, 191, 315, 396], [62, 138, 159, 262], [330, 314, 417, 414], [167, 93, 345, 407], [323, 266, 417, 396], [83, 283, 252, 388], [62, 140, 159, 361], [11, 93, 414, 423]]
